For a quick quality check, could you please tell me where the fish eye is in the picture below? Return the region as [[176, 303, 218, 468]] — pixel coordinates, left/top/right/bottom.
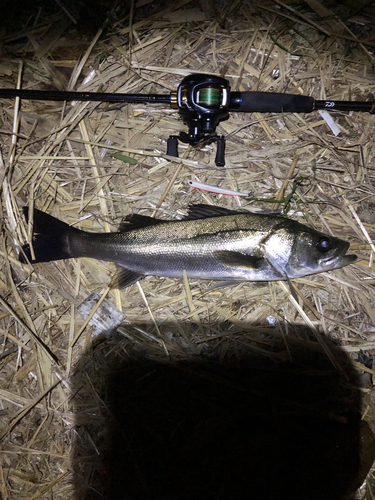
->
[[317, 237, 331, 253]]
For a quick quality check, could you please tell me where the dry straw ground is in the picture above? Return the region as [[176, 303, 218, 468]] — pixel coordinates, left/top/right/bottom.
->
[[1, 0, 375, 498]]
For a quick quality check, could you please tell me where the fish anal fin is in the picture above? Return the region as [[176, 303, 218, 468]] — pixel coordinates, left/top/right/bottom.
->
[[213, 250, 264, 269], [206, 280, 242, 291], [110, 267, 144, 289]]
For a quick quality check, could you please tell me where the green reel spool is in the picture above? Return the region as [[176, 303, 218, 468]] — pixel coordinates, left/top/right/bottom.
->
[[197, 86, 222, 107]]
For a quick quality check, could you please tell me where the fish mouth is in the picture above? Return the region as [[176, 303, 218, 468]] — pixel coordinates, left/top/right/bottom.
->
[[319, 243, 357, 270]]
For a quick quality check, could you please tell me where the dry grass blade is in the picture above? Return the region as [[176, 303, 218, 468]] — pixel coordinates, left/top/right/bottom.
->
[[0, 296, 59, 365], [0, 380, 61, 442], [28, 470, 70, 500], [274, 154, 300, 209], [346, 201, 375, 255], [278, 281, 346, 375]]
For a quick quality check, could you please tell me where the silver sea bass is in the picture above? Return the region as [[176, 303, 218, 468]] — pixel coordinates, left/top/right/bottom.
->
[[20, 205, 357, 288]]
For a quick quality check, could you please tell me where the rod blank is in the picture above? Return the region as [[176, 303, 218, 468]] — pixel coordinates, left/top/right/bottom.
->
[[0, 88, 171, 104], [314, 100, 375, 114], [0, 87, 373, 114]]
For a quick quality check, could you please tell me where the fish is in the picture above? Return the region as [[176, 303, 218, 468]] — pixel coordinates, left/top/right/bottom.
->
[[20, 204, 357, 289]]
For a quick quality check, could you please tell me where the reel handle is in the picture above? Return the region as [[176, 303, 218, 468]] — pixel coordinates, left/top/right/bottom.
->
[[215, 136, 225, 167], [167, 134, 226, 167], [167, 136, 179, 158]]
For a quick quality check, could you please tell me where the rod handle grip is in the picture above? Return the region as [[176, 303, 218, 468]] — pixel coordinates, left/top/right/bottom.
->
[[230, 91, 315, 113]]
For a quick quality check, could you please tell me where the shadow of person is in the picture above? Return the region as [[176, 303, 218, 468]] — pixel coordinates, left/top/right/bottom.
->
[[71, 321, 375, 500]]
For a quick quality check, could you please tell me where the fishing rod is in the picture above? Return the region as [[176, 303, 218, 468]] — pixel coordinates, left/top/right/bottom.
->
[[1, 73, 374, 166]]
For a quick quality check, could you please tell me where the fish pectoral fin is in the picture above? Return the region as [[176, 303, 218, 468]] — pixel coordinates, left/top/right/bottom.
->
[[110, 267, 144, 290], [213, 250, 264, 269]]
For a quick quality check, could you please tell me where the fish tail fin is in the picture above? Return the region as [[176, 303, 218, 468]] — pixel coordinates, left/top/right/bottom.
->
[[20, 207, 80, 264]]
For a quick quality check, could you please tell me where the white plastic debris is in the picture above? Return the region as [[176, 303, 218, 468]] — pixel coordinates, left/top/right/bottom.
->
[[266, 315, 277, 326], [318, 110, 341, 136], [77, 292, 126, 338]]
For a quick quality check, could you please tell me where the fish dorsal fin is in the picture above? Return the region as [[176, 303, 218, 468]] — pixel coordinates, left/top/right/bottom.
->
[[110, 266, 144, 289], [119, 214, 165, 232], [119, 205, 241, 230], [213, 250, 265, 269], [182, 204, 241, 220]]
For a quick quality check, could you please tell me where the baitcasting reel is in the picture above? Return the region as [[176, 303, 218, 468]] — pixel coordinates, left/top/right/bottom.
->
[[167, 74, 231, 166]]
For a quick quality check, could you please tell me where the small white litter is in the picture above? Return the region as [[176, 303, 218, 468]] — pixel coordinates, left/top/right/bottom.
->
[[77, 292, 126, 338]]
